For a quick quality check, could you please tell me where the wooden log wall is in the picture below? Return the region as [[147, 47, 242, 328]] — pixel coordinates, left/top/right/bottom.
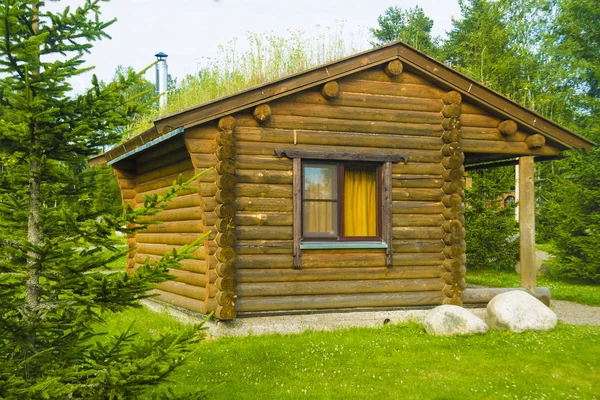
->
[[113, 166, 138, 274], [231, 60, 448, 313], [115, 136, 212, 314], [460, 101, 559, 158], [439, 91, 466, 305]]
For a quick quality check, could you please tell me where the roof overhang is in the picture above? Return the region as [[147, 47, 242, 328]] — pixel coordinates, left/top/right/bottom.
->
[[90, 41, 595, 167]]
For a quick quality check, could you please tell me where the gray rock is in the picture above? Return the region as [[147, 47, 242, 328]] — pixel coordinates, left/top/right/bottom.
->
[[514, 255, 550, 276], [424, 305, 488, 336], [486, 290, 557, 332]]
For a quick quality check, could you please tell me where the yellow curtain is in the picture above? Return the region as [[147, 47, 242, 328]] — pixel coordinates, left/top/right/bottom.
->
[[304, 201, 334, 235], [344, 167, 377, 236]]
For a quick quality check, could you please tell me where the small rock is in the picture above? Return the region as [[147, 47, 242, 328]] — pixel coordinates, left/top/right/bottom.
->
[[486, 291, 557, 332], [424, 305, 488, 336], [514, 255, 550, 276]]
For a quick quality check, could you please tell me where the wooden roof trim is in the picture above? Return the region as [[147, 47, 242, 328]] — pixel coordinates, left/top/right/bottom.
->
[[275, 148, 409, 163]]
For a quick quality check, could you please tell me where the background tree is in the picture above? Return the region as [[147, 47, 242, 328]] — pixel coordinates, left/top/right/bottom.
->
[[0, 1, 206, 397], [370, 6, 439, 56]]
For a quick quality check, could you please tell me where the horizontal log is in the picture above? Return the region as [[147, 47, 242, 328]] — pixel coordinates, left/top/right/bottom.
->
[[253, 104, 272, 123], [391, 162, 444, 176], [135, 159, 195, 184], [460, 113, 501, 128], [236, 291, 445, 312], [135, 242, 205, 259], [235, 240, 292, 255], [235, 155, 292, 170], [135, 169, 199, 195], [286, 90, 443, 113], [235, 127, 445, 156], [156, 280, 206, 301], [262, 115, 444, 137], [393, 201, 445, 214], [392, 213, 445, 227], [351, 69, 432, 86], [184, 139, 217, 154], [393, 227, 444, 240], [235, 212, 293, 226], [236, 183, 292, 198], [135, 149, 190, 175], [236, 169, 293, 184], [338, 79, 446, 100], [392, 239, 445, 253], [116, 177, 136, 190], [138, 206, 203, 223], [237, 278, 444, 297], [136, 137, 186, 164], [392, 175, 444, 188], [138, 220, 203, 234], [461, 139, 560, 156], [135, 232, 205, 246], [190, 153, 219, 169], [184, 125, 219, 140], [461, 126, 527, 142], [269, 102, 443, 125], [393, 252, 444, 266], [236, 265, 442, 283], [302, 252, 386, 268], [168, 268, 209, 288], [150, 289, 206, 314], [236, 197, 293, 212], [392, 188, 445, 201], [236, 254, 293, 269], [462, 287, 551, 306], [497, 120, 518, 136], [236, 226, 293, 240]]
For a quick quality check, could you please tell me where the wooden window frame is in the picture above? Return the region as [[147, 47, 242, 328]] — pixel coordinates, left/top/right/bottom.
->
[[301, 160, 382, 242], [277, 149, 402, 269]]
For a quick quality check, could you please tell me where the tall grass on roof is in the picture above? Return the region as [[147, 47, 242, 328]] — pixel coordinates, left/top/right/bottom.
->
[[129, 25, 367, 137]]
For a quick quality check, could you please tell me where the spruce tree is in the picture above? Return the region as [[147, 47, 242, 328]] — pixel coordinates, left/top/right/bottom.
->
[[0, 1, 206, 397]]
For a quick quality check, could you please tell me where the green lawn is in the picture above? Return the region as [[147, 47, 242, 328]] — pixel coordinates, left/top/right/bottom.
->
[[466, 269, 600, 306], [97, 306, 600, 399]]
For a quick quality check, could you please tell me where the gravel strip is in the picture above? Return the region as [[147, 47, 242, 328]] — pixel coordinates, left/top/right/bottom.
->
[[552, 300, 600, 326]]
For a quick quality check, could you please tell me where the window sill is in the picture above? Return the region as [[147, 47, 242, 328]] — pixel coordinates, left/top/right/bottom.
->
[[300, 241, 388, 250]]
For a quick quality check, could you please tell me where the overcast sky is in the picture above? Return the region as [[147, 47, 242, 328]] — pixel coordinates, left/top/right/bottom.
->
[[50, 0, 462, 92]]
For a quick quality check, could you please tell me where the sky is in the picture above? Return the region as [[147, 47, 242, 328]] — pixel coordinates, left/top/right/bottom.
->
[[49, 0, 462, 93]]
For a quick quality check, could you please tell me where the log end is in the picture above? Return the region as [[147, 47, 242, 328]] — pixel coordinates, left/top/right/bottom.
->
[[497, 120, 518, 136], [253, 104, 272, 123], [384, 60, 403, 77], [442, 90, 462, 105], [442, 103, 461, 118], [215, 305, 237, 320], [321, 81, 340, 99], [524, 134, 546, 149], [218, 116, 236, 132]]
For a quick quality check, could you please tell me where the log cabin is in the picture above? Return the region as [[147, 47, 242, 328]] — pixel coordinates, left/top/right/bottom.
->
[[90, 41, 594, 320]]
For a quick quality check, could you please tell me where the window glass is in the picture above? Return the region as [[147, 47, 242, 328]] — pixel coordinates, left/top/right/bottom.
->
[[303, 164, 338, 238]]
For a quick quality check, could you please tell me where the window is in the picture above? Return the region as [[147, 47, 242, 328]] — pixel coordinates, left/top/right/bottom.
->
[[302, 162, 380, 241], [274, 148, 405, 268]]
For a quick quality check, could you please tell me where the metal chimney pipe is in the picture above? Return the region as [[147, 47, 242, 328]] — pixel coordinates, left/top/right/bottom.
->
[[155, 52, 168, 109]]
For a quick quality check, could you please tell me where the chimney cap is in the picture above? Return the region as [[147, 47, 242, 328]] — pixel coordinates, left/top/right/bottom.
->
[[155, 52, 168, 61]]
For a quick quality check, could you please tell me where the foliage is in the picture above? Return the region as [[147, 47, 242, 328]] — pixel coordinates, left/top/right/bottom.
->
[[464, 167, 519, 271], [466, 269, 600, 306], [122, 309, 600, 399], [0, 1, 206, 398], [370, 6, 439, 56]]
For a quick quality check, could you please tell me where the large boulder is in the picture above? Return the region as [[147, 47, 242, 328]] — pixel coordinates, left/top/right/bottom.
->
[[424, 305, 488, 336], [486, 290, 557, 332]]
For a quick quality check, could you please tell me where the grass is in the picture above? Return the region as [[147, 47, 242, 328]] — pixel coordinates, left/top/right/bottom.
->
[[96, 306, 600, 399], [466, 269, 600, 306]]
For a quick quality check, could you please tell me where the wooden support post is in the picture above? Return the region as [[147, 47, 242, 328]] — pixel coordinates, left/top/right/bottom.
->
[[519, 156, 536, 292]]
